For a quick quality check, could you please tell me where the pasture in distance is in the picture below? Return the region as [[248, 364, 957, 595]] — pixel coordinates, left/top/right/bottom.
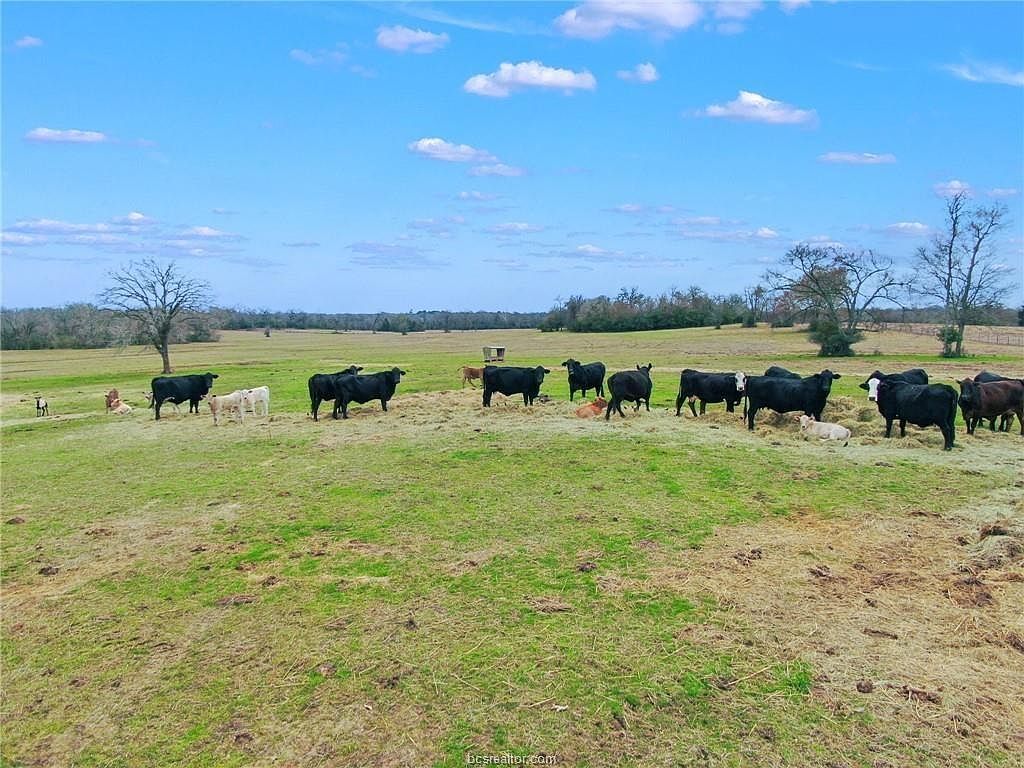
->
[[2, 325, 1023, 767]]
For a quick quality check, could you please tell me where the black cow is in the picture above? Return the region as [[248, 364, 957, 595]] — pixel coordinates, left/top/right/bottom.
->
[[957, 378, 1024, 436], [874, 379, 957, 450], [737, 370, 841, 430], [764, 365, 801, 379], [328, 367, 404, 420], [973, 371, 1018, 430], [858, 368, 928, 391], [675, 369, 742, 417], [561, 359, 606, 402], [150, 373, 218, 420], [606, 363, 653, 420], [482, 366, 550, 407], [308, 365, 363, 421]]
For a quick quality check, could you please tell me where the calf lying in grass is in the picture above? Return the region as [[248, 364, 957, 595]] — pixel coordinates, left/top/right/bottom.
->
[[799, 415, 850, 446]]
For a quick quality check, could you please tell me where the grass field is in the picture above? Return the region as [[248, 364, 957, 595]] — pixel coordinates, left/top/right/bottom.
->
[[2, 325, 1023, 767]]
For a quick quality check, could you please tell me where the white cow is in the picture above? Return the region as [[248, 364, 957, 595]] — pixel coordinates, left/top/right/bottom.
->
[[799, 415, 851, 446], [108, 398, 133, 415], [241, 386, 270, 417], [208, 391, 245, 426]]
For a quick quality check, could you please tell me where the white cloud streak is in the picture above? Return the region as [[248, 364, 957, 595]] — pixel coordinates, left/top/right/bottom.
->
[[818, 151, 896, 165], [408, 137, 497, 163], [700, 91, 817, 125], [464, 60, 596, 98], [942, 60, 1024, 87], [376, 25, 449, 53], [25, 127, 110, 144], [617, 62, 659, 83]]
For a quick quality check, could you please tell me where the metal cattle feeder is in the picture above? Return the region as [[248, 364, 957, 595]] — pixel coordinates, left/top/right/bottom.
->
[[482, 345, 506, 363]]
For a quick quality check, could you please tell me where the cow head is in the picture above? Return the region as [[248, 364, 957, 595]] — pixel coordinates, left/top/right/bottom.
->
[[859, 371, 884, 390], [388, 367, 407, 383], [817, 370, 840, 394], [636, 363, 653, 377], [957, 379, 978, 409], [202, 373, 219, 390], [865, 377, 883, 401], [333, 365, 363, 376], [533, 366, 551, 385], [799, 414, 814, 431], [734, 371, 747, 392], [561, 358, 579, 370]]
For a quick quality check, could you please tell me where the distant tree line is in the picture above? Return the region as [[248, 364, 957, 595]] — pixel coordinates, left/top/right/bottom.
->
[[0, 304, 545, 350], [209, 307, 546, 334]]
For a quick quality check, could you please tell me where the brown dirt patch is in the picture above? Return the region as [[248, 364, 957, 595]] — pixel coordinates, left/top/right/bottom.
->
[[648, 485, 1024, 760]]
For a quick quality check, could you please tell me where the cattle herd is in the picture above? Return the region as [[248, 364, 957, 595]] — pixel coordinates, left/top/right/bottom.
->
[[38, 360, 1020, 452]]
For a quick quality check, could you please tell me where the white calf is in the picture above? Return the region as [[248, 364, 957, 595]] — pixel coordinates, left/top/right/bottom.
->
[[799, 415, 851, 446], [208, 391, 245, 426], [241, 386, 270, 416], [108, 398, 133, 415]]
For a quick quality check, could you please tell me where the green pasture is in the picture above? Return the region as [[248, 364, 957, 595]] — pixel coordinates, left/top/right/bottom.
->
[[2, 326, 1021, 767]]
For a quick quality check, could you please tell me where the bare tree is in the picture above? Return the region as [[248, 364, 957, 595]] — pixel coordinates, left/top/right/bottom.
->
[[766, 245, 906, 356], [99, 259, 211, 373], [913, 192, 1012, 356], [742, 284, 770, 326]]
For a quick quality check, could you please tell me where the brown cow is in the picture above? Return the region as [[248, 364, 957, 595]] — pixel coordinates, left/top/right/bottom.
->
[[574, 397, 607, 418], [957, 378, 1024, 436], [459, 366, 485, 388], [105, 389, 120, 411]]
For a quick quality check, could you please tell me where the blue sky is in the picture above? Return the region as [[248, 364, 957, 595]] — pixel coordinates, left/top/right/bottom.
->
[[3, 1, 1022, 312]]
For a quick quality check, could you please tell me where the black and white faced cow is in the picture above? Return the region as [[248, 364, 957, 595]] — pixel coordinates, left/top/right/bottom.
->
[[868, 377, 957, 450], [605, 363, 654, 420], [482, 366, 550, 407], [735, 370, 841, 431], [35, 397, 49, 417]]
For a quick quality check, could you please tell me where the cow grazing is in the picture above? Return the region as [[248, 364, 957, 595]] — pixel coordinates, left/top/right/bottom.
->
[[150, 373, 218, 420], [765, 365, 802, 379], [308, 365, 363, 421], [869, 378, 957, 450], [605, 364, 654, 420], [675, 369, 742, 417], [574, 397, 607, 418], [561, 359, 606, 402], [482, 366, 550, 407], [798, 415, 850, 445], [459, 366, 485, 388], [208, 391, 245, 426], [858, 368, 928, 393], [241, 386, 270, 416], [736, 370, 841, 431], [105, 389, 121, 412], [35, 397, 48, 417], [957, 378, 1024, 436], [332, 368, 406, 419]]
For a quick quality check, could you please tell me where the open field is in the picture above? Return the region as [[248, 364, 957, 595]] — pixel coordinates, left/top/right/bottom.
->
[[2, 326, 1023, 767]]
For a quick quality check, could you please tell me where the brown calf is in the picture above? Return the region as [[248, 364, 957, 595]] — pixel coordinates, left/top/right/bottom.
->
[[460, 366, 485, 388], [574, 397, 608, 418]]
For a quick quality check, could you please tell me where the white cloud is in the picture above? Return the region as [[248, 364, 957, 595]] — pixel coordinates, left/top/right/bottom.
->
[[289, 46, 347, 66], [555, 1, 704, 39], [755, 227, 778, 239], [464, 60, 596, 98], [884, 222, 930, 236], [611, 203, 645, 214], [25, 127, 109, 144], [779, 0, 811, 13], [211, 208, 238, 215], [933, 179, 972, 197], [456, 191, 501, 201], [987, 188, 1019, 198], [617, 62, 659, 83], [469, 163, 525, 177], [1, 232, 43, 245], [8, 218, 114, 234], [818, 151, 896, 165], [408, 137, 497, 164], [347, 240, 445, 269], [14, 35, 43, 48], [486, 222, 544, 235], [942, 60, 1024, 87], [179, 226, 243, 240], [700, 91, 817, 125], [376, 25, 449, 53]]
